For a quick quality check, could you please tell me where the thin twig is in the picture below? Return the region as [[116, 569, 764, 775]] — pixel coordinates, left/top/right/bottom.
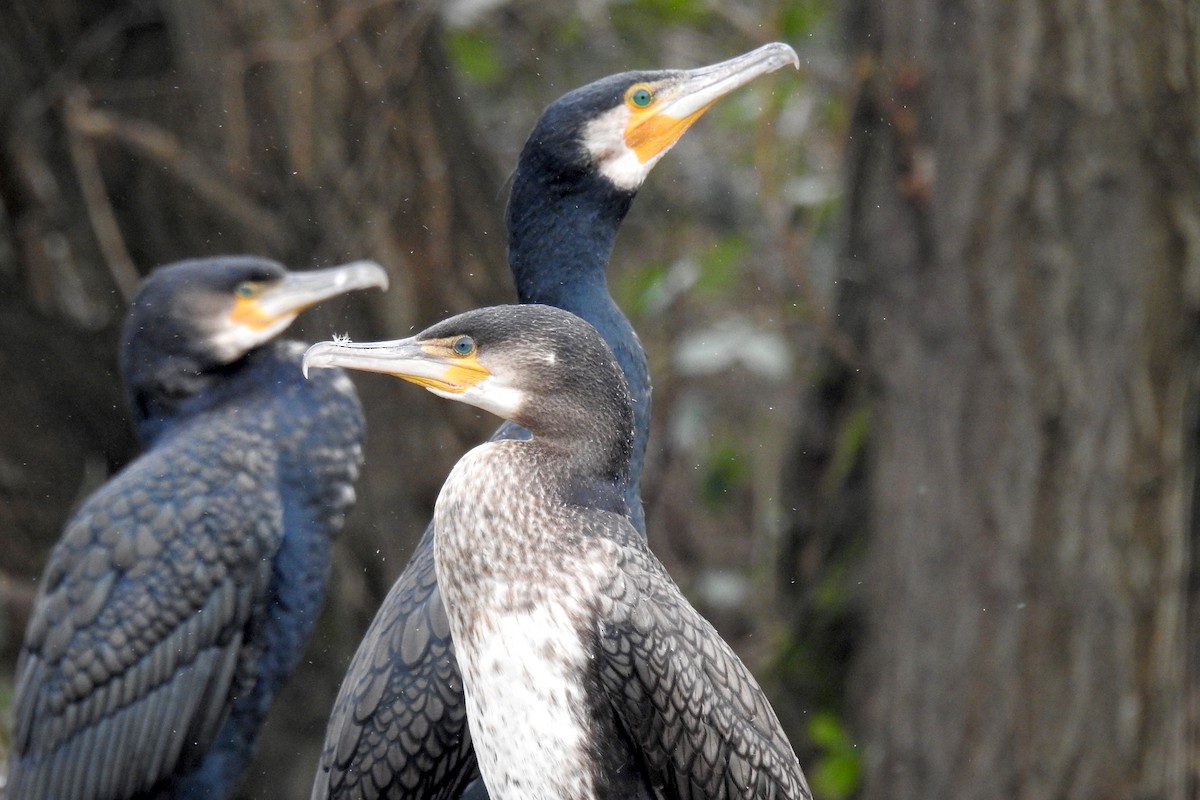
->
[[221, 50, 250, 174], [244, 0, 403, 67], [217, 0, 405, 176], [69, 101, 288, 248], [63, 88, 140, 303]]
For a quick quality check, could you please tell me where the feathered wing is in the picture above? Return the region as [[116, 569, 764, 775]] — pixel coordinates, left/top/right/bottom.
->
[[9, 438, 280, 800], [312, 524, 479, 800], [311, 424, 535, 800], [593, 528, 812, 800]]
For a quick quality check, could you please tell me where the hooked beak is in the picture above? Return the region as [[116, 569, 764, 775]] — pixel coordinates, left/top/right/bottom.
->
[[253, 260, 389, 323], [625, 42, 799, 163], [303, 336, 491, 394]]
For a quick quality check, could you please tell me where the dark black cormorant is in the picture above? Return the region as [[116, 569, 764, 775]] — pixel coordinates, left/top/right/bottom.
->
[[8, 256, 389, 800], [304, 304, 812, 800], [310, 43, 799, 800]]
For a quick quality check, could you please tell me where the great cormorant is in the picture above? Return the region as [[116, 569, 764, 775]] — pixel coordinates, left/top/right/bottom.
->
[[304, 304, 812, 800], [310, 43, 798, 800], [8, 256, 389, 800]]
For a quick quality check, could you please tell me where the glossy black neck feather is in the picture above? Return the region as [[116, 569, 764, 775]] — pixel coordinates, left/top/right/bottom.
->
[[122, 339, 290, 445], [506, 143, 650, 531], [507, 148, 634, 305]]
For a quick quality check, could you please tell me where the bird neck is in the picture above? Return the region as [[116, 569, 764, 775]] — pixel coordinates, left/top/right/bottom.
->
[[124, 342, 292, 445], [507, 162, 633, 306], [506, 167, 649, 531]]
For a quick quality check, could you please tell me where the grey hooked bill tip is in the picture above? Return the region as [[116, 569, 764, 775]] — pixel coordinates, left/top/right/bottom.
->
[[327, 259, 390, 292], [302, 341, 339, 379], [302, 336, 418, 380], [662, 42, 800, 121], [754, 41, 801, 72], [699, 42, 800, 77]]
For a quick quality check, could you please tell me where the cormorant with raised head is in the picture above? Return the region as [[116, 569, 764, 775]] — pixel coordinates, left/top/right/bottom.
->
[[9, 256, 389, 800], [311, 43, 798, 800], [304, 304, 812, 800]]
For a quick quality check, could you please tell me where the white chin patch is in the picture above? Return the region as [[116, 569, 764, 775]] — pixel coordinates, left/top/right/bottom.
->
[[207, 315, 296, 363], [582, 107, 655, 192], [430, 374, 525, 421]]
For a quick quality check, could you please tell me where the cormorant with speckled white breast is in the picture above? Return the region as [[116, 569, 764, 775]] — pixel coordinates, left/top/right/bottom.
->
[[304, 304, 811, 800], [311, 43, 799, 800], [8, 256, 388, 800]]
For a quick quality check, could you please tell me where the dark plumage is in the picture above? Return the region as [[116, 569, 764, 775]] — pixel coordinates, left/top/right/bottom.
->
[[304, 304, 811, 800], [310, 43, 798, 800], [8, 256, 388, 800]]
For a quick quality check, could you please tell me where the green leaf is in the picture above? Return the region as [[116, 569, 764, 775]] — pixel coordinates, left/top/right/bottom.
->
[[613, 0, 707, 26], [701, 443, 747, 508], [614, 260, 669, 319], [780, 0, 831, 39], [446, 32, 503, 85], [824, 401, 870, 492], [807, 710, 862, 799], [812, 750, 862, 798], [696, 235, 748, 298]]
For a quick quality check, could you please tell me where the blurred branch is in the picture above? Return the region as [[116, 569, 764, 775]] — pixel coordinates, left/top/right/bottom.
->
[[216, 0, 424, 177], [11, 6, 148, 131], [63, 88, 139, 303], [804, 302, 868, 374], [710, 3, 791, 46], [244, 0, 405, 66], [7, 133, 65, 312], [343, 6, 432, 91], [66, 98, 288, 249]]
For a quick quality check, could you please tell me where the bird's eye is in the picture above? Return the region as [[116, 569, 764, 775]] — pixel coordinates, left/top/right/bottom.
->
[[452, 336, 476, 356], [235, 282, 261, 299], [629, 86, 654, 108]]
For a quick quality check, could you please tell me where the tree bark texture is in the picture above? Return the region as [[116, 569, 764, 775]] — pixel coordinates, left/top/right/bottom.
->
[[842, 0, 1200, 798]]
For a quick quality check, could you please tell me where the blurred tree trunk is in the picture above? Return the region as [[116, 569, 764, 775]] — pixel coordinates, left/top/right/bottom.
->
[[840, 0, 1200, 798], [0, 0, 507, 795]]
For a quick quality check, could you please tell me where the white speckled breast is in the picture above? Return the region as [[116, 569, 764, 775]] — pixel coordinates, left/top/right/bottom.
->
[[434, 440, 612, 800], [460, 606, 595, 799]]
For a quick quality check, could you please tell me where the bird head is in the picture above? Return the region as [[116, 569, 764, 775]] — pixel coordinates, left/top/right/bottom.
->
[[123, 256, 389, 368], [120, 256, 388, 430], [526, 42, 799, 193], [303, 304, 633, 450]]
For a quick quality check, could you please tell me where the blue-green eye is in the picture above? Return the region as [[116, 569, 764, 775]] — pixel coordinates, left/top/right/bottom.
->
[[629, 87, 653, 108], [452, 336, 476, 356], [235, 282, 260, 299]]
